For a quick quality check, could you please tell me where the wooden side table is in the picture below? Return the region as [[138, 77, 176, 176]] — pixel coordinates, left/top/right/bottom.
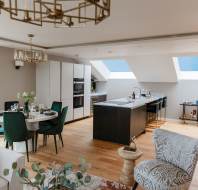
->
[[118, 147, 142, 186]]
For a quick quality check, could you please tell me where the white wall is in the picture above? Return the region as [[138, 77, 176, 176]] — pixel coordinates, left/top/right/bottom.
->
[[96, 79, 198, 119], [127, 55, 178, 82]]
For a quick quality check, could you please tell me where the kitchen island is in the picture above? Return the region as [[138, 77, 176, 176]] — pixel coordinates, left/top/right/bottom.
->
[[93, 96, 163, 145]]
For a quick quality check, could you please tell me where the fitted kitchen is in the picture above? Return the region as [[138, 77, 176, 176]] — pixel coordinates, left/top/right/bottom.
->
[[36, 61, 167, 146]]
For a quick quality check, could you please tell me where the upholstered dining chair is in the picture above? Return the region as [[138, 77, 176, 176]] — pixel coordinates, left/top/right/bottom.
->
[[39, 101, 62, 145], [132, 129, 198, 190], [4, 101, 19, 111], [35, 106, 68, 154], [3, 112, 34, 162]]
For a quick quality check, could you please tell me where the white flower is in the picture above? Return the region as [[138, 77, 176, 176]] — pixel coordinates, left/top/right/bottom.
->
[[22, 92, 27, 97], [17, 92, 21, 99]]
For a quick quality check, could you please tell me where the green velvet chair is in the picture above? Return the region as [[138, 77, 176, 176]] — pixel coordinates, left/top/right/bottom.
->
[[35, 107, 68, 154], [39, 101, 62, 127], [39, 101, 62, 145], [3, 112, 34, 162]]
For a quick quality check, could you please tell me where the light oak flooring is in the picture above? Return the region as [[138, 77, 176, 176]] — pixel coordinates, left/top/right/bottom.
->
[[3, 118, 198, 189]]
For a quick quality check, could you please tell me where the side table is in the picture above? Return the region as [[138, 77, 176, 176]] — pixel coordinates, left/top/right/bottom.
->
[[118, 147, 142, 186]]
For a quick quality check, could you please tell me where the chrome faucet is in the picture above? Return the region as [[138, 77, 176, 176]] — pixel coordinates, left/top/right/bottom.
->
[[132, 87, 141, 99]]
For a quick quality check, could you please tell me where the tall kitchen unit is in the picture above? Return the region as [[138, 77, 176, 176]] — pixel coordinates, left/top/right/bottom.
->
[[61, 62, 74, 122], [36, 61, 91, 123], [36, 61, 61, 107]]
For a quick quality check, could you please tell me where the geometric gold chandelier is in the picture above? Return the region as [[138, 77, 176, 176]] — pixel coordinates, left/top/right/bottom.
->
[[0, 0, 111, 28]]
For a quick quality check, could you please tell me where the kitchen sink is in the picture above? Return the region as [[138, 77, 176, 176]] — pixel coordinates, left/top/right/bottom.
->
[[107, 100, 133, 105]]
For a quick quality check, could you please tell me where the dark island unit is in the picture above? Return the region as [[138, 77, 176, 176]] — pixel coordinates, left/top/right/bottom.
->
[[93, 97, 162, 145]]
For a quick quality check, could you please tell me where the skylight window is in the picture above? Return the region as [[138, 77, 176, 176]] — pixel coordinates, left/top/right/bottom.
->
[[173, 56, 198, 80], [103, 60, 131, 72], [90, 59, 136, 79], [178, 56, 198, 71]]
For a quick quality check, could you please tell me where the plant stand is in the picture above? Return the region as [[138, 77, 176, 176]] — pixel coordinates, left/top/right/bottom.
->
[[118, 147, 142, 186]]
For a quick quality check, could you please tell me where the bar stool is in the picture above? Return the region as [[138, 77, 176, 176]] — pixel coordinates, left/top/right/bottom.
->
[[147, 99, 163, 128], [161, 97, 167, 121]]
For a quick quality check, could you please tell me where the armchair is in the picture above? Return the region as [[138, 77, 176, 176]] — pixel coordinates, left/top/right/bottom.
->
[[133, 129, 198, 190], [0, 148, 25, 190]]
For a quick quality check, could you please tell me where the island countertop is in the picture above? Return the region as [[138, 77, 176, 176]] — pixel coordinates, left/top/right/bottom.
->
[[94, 96, 164, 109]]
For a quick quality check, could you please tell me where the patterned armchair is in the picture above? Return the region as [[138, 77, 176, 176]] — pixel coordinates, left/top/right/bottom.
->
[[133, 129, 198, 190]]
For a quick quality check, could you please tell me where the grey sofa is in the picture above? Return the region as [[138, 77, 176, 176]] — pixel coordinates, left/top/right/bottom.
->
[[133, 129, 198, 190]]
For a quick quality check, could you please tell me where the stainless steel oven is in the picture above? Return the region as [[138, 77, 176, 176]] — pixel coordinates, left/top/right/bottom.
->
[[73, 78, 84, 95], [73, 95, 84, 108]]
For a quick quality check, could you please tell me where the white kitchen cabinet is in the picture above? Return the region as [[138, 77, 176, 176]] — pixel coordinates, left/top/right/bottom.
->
[[62, 62, 73, 99], [74, 107, 84, 120], [74, 64, 84, 79], [61, 62, 74, 122], [84, 65, 91, 117], [62, 98, 73, 122], [36, 61, 90, 122], [36, 63, 50, 107], [36, 61, 61, 107], [49, 61, 61, 103]]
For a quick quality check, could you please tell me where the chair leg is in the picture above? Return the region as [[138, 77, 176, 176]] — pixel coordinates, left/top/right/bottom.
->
[[25, 140, 29, 162], [54, 135, 58, 154], [132, 181, 138, 190], [43, 135, 48, 146], [45, 135, 48, 145], [43, 135, 45, 146], [11, 143, 13, 150], [59, 133, 64, 147], [5, 141, 8, 149], [35, 133, 38, 152], [32, 136, 35, 153]]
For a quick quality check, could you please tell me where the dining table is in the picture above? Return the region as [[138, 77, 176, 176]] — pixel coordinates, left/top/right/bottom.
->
[[0, 111, 58, 153]]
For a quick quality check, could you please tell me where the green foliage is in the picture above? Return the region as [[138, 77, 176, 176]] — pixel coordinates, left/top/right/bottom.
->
[[12, 162, 17, 170], [4, 158, 92, 190], [3, 169, 9, 176], [32, 163, 40, 172], [64, 163, 73, 171]]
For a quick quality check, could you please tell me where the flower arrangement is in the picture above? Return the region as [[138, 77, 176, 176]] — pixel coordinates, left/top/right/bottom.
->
[[17, 91, 36, 103], [4, 158, 93, 190]]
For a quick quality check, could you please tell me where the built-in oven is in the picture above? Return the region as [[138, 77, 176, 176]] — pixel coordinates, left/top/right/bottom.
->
[[73, 95, 84, 108], [73, 78, 84, 95]]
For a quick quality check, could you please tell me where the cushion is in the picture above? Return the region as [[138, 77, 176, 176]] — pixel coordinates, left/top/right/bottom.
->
[[0, 177, 8, 190], [153, 129, 198, 177], [37, 125, 54, 133], [134, 160, 191, 190]]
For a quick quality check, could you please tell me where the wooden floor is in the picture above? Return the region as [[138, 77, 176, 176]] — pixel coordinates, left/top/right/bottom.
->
[[4, 118, 198, 189]]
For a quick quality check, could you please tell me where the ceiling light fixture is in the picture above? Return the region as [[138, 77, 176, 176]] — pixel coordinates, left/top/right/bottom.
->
[[0, 0, 111, 28], [14, 34, 48, 66]]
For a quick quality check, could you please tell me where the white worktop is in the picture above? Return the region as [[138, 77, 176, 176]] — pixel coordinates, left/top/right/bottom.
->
[[91, 92, 107, 97], [94, 96, 163, 109]]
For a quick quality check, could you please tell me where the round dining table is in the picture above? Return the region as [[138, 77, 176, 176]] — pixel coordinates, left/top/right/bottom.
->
[[0, 111, 58, 153]]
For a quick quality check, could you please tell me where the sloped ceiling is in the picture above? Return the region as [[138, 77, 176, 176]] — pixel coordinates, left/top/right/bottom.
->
[[126, 55, 178, 82]]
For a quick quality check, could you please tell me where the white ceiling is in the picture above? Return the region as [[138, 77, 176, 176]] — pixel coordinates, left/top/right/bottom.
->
[[1, 0, 198, 49], [47, 37, 198, 59], [1, 0, 198, 83]]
